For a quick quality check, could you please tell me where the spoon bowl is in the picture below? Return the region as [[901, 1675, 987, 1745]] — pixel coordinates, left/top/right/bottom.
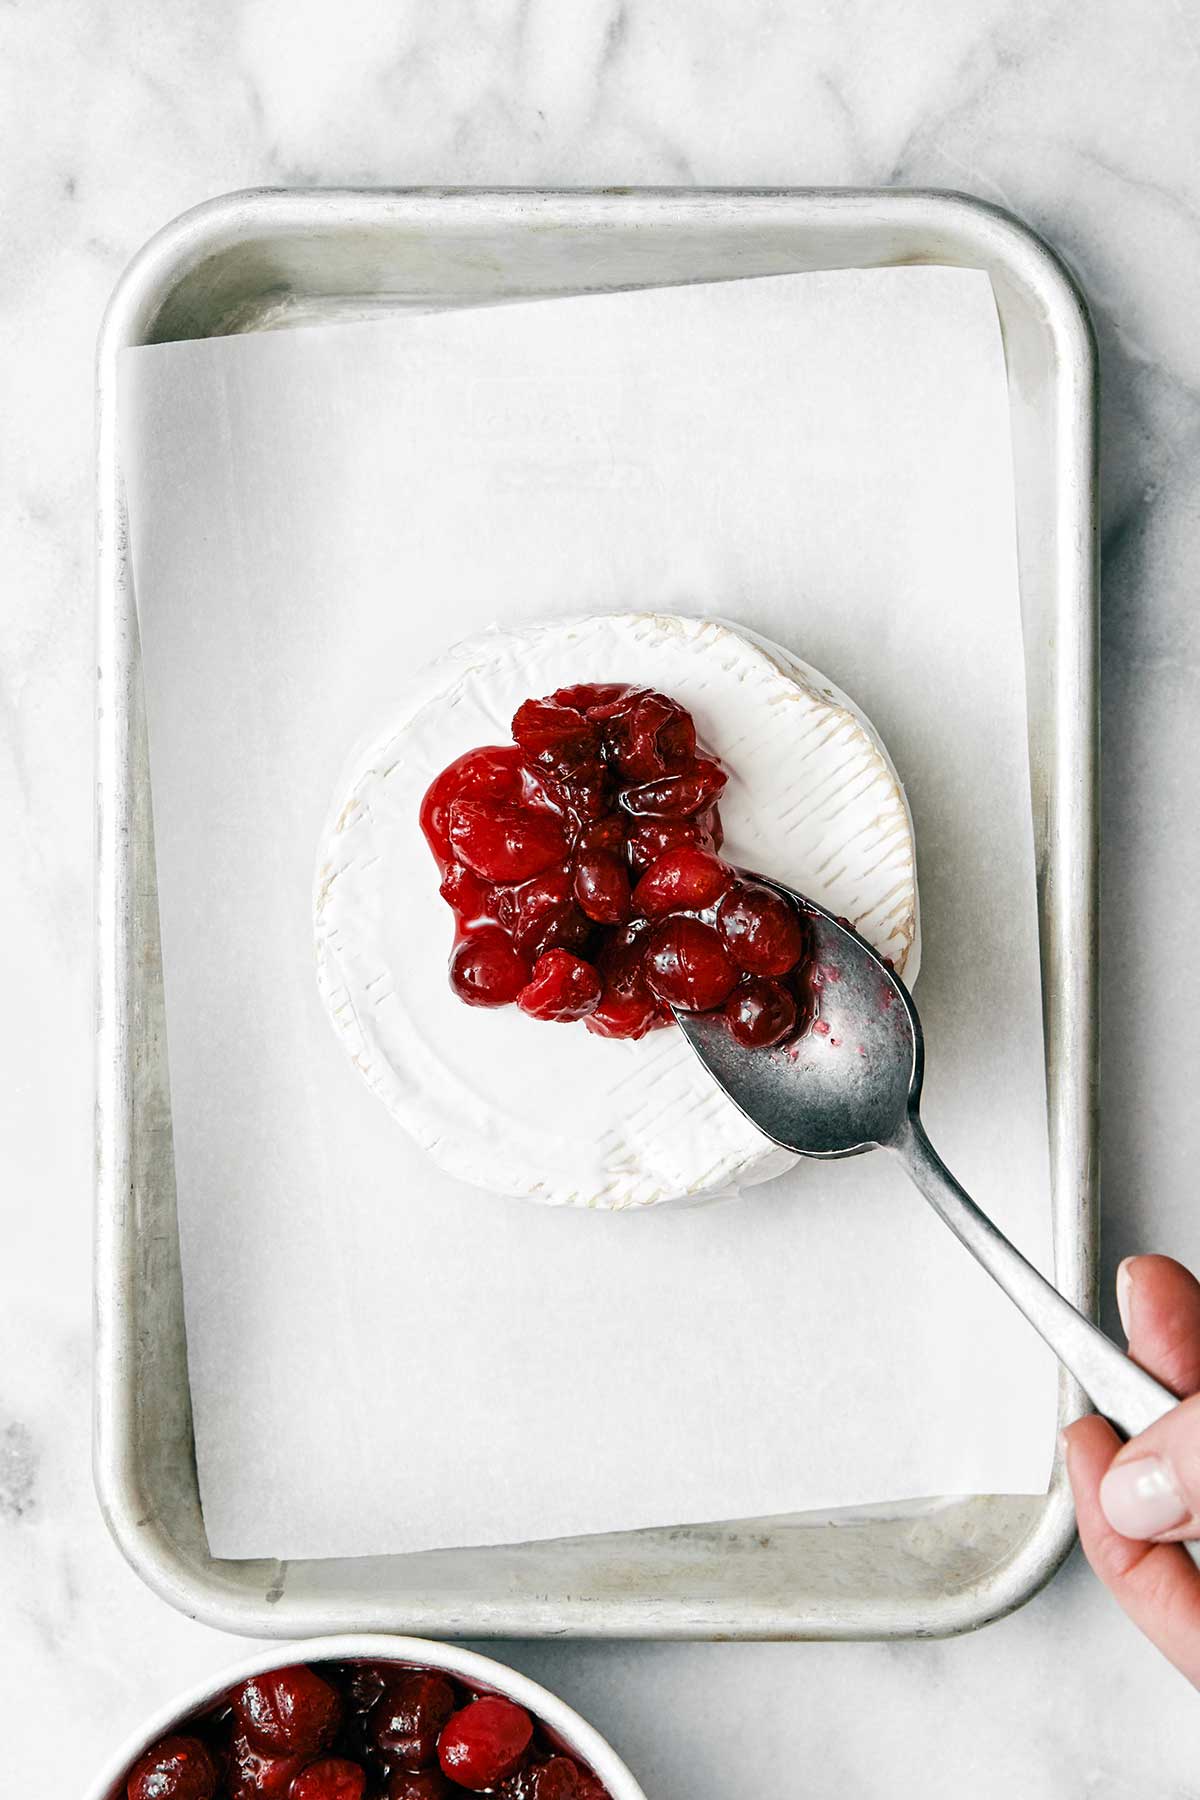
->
[[675, 877, 1196, 1494], [675, 899, 920, 1158]]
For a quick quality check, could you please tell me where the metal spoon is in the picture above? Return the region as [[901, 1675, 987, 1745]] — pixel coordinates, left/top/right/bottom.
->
[[674, 878, 1186, 1456]]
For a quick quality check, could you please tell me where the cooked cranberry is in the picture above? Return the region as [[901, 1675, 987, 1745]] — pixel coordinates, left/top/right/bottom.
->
[[518, 950, 602, 1022], [234, 1668, 341, 1758], [439, 864, 496, 925], [508, 864, 583, 924], [127, 1735, 218, 1800], [448, 801, 568, 884], [724, 977, 798, 1048], [588, 688, 696, 780], [420, 747, 525, 862], [532, 767, 614, 826], [573, 848, 632, 924], [618, 760, 726, 819], [423, 678, 814, 1059], [449, 930, 531, 1007], [625, 816, 718, 874], [511, 699, 604, 778], [550, 682, 632, 714], [574, 813, 625, 853], [124, 1665, 614, 1800], [595, 918, 654, 997], [716, 881, 807, 976], [585, 986, 666, 1040], [500, 1756, 581, 1799], [700, 800, 725, 854], [504, 870, 592, 959], [229, 1735, 308, 1799], [386, 1774, 453, 1800], [345, 1663, 391, 1713], [632, 846, 734, 918], [537, 904, 594, 960], [289, 1759, 368, 1800], [645, 917, 740, 1012], [438, 1697, 533, 1790], [370, 1672, 457, 1772]]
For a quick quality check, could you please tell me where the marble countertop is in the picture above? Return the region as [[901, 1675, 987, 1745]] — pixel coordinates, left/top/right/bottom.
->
[[4, 1, 1200, 1792]]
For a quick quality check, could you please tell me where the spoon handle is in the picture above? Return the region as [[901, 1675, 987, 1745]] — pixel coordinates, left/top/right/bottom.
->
[[896, 1113, 1200, 1571], [893, 1111, 1184, 1443]]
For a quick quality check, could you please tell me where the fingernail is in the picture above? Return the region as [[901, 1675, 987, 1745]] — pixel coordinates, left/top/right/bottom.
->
[[1116, 1257, 1136, 1340], [1100, 1455, 1188, 1539]]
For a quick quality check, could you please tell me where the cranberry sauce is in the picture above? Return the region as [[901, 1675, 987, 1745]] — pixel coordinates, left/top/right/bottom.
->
[[121, 1660, 610, 1800], [420, 683, 813, 1047]]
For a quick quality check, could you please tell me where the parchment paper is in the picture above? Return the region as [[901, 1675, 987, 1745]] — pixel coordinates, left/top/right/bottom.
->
[[120, 267, 1058, 1560]]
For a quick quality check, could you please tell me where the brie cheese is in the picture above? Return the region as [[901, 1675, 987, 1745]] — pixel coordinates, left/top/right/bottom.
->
[[315, 613, 919, 1208]]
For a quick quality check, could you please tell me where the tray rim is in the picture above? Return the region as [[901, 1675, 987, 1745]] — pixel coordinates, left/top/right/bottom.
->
[[95, 183, 1098, 1640]]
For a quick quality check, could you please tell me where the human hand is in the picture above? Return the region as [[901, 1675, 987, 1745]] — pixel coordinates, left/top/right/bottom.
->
[[1064, 1254, 1200, 1686]]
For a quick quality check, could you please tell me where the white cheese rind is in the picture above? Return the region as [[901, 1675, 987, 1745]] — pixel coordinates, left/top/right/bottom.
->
[[314, 613, 919, 1208]]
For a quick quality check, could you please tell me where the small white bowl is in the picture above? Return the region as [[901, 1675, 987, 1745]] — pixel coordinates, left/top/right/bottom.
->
[[83, 1634, 647, 1800]]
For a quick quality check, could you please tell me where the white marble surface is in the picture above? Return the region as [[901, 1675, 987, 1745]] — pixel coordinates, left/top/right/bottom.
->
[[3, 1, 1200, 1793]]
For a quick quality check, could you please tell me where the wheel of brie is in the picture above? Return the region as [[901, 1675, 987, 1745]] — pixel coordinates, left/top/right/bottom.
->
[[315, 613, 919, 1209]]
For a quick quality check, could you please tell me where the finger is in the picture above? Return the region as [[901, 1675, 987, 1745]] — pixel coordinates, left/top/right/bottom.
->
[[1064, 1415, 1200, 1689], [1095, 1257, 1200, 1544], [1095, 1391, 1200, 1542], [1120, 1255, 1200, 1396]]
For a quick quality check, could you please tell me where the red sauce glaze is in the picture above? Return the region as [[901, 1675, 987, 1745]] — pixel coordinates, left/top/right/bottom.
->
[[120, 1662, 612, 1800], [421, 684, 814, 1045]]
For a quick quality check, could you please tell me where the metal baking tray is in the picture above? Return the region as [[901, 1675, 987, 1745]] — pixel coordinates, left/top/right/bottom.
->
[[95, 187, 1097, 1640]]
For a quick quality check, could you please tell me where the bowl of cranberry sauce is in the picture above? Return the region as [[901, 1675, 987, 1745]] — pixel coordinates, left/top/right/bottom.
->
[[421, 682, 814, 1049], [87, 1637, 645, 1800]]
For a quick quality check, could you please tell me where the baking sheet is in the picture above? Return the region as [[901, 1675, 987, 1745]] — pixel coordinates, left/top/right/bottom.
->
[[119, 265, 1058, 1561]]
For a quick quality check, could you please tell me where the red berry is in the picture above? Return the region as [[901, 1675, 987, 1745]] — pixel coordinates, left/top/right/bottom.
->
[[644, 917, 739, 1012], [127, 1735, 218, 1800], [449, 929, 531, 1007], [700, 801, 724, 854], [424, 681, 789, 1059], [518, 950, 602, 1022], [438, 1697, 533, 1790], [421, 748, 525, 863], [529, 903, 593, 960], [618, 759, 726, 819], [500, 1756, 581, 1799], [632, 846, 734, 918], [548, 772, 614, 828], [370, 1673, 458, 1772], [386, 1775, 453, 1800], [448, 801, 568, 884], [724, 978, 798, 1048], [716, 882, 807, 976], [439, 864, 497, 925], [345, 1663, 391, 1713], [233, 1668, 342, 1758], [504, 870, 592, 960], [625, 816, 718, 874], [511, 699, 603, 779], [585, 987, 666, 1040], [290, 1759, 368, 1800], [550, 682, 632, 714], [229, 1735, 308, 1799], [588, 689, 696, 780], [595, 918, 654, 997], [573, 849, 632, 924], [574, 814, 625, 853]]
